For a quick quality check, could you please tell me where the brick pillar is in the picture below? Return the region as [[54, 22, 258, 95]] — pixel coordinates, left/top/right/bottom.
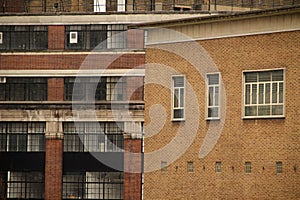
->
[[48, 78, 64, 101], [48, 25, 65, 50], [124, 133, 143, 200], [127, 29, 144, 49], [45, 121, 63, 200]]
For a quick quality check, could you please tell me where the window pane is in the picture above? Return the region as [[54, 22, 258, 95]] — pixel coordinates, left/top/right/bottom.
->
[[180, 88, 184, 107], [258, 84, 264, 104], [174, 89, 179, 107], [245, 84, 250, 104], [215, 86, 219, 106], [245, 72, 257, 83], [258, 71, 271, 82], [258, 105, 270, 116], [245, 106, 257, 116], [208, 108, 218, 118], [208, 87, 214, 106], [272, 82, 278, 103], [272, 70, 283, 81], [174, 109, 184, 119], [272, 105, 283, 115], [251, 84, 257, 104], [208, 74, 219, 85], [265, 83, 270, 104], [279, 82, 283, 103]]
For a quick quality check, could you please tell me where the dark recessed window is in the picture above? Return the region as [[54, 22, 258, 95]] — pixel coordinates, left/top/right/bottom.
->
[[0, 26, 48, 51], [0, 78, 48, 101]]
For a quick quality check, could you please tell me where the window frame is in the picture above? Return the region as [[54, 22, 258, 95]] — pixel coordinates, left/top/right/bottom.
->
[[245, 162, 251, 174], [242, 68, 285, 119], [187, 161, 194, 173], [206, 72, 221, 120], [276, 161, 283, 174], [215, 161, 222, 173], [171, 75, 185, 121]]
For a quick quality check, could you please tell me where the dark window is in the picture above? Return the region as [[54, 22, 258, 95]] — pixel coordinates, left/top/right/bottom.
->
[[0, 171, 44, 199], [0, 78, 48, 101], [0, 26, 48, 51], [65, 25, 127, 50], [0, 122, 45, 152], [63, 172, 123, 199], [63, 122, 124, 152], [276, 162, 283, 174], [64, 77, 125, 101]]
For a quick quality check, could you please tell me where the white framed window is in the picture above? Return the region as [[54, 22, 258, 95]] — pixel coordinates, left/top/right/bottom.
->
[[0, 32, 3, 44], [215, 161, 222, 173], [69, 31, 78, 44], [276, 162, 282, 174], [187, 161, 194, 173], [172, 75, 185, 121], [117, 0, 126, 11], [161, 161, 167, 172], [94, 0, 106, 12], [206, 73, 220, 119], [243, 69, 284, 118]]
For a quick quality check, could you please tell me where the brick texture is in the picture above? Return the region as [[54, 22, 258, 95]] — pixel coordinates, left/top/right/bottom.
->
[[144, 31, 300, 199], [48, 78, 64, 101], [48, 25, 65, 50], [124, 137, 142, 200], [45, 139, 63, 200]]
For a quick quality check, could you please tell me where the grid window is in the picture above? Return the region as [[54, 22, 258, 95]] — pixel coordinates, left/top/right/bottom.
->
[[245, 162, 251, 174], [161, 161, 167, 172], [172, 76, 185, 121], [244, 69, 284, 118], [206, 73, 220, 119], [187, 161, 194, 173], [65, 25, 127, 50], [215, 162, 222, 173], [63, 122, 124, 152], [276, 162, 282, 174], [0, 123, 45, 152], [64, 77, 126, 101], [63, 172, 123, 199], [0, 26, 48, 51], [0, 78, 48, 101], [2, 171, 44, 199]]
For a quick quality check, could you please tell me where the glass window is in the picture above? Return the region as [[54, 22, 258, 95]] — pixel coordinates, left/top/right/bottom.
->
[[215, 162, 222, 173], [0, 26, 47, 51], [187, 161, 194, 173], [63, 122, 124, 152], [245, 162, 251, 174], [161, 161, 167, 172], [206, 73, 220, 119], [64, 77, 125, 101], [63, 172, 123, 199], [244, 69, 284, 118], [276, 162, 282, 174], [5, 171, 44, 199], [0, 122, 45, 152], [172, 76, 185, 121], [0, 78, 48, 101]]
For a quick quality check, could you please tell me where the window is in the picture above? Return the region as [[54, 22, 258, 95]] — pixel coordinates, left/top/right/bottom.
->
[[0, 123, 45, 152], [63, 172, 123, 199], [64, 77, 126, 101], [244, 69, 284, 118], [206, 73, 220, 119], [276, 162, 282, 174], [63, 122, 124, 152], [1, 171, 44, 199], [245, 162, 251, 174], [161, 161, 167, 172], [0, 78, 48, 101], [172, 76, 185, 121], [65, 25, 127, 50], [187, 161, 194, 172], [215, 162, 222, 173], [0, 26, 48, 51]]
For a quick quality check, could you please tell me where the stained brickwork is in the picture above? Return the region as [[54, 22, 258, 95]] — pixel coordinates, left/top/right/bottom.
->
[[45, 139, 63, 200], [144, 31, 300, 199]]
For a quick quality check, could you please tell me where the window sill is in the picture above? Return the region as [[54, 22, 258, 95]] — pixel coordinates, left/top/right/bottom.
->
[[243, 115, 285, 119]]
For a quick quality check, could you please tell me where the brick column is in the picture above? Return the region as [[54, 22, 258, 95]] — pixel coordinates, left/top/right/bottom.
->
[[45, 121, 63, 200], [48, 78, 64, 101], [48, 25, 65, 50], [124, 133, 143, 200]]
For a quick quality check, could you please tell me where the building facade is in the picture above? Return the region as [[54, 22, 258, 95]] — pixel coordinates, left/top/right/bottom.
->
[[136, 6, 300, 199]]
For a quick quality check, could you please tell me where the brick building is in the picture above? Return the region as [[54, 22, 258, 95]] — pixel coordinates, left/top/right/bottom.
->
[[130, 6, 300, 199]]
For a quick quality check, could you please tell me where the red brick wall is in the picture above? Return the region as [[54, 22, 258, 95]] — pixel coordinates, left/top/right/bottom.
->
[[124, 137, 142, 200], [48, 25, 65, 50], [126, 76, 144, 101], [45, 139, 63, 200], [127, 29, 145, 49], [0, 54, 145, 70], [48, 78, 64, 101]]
